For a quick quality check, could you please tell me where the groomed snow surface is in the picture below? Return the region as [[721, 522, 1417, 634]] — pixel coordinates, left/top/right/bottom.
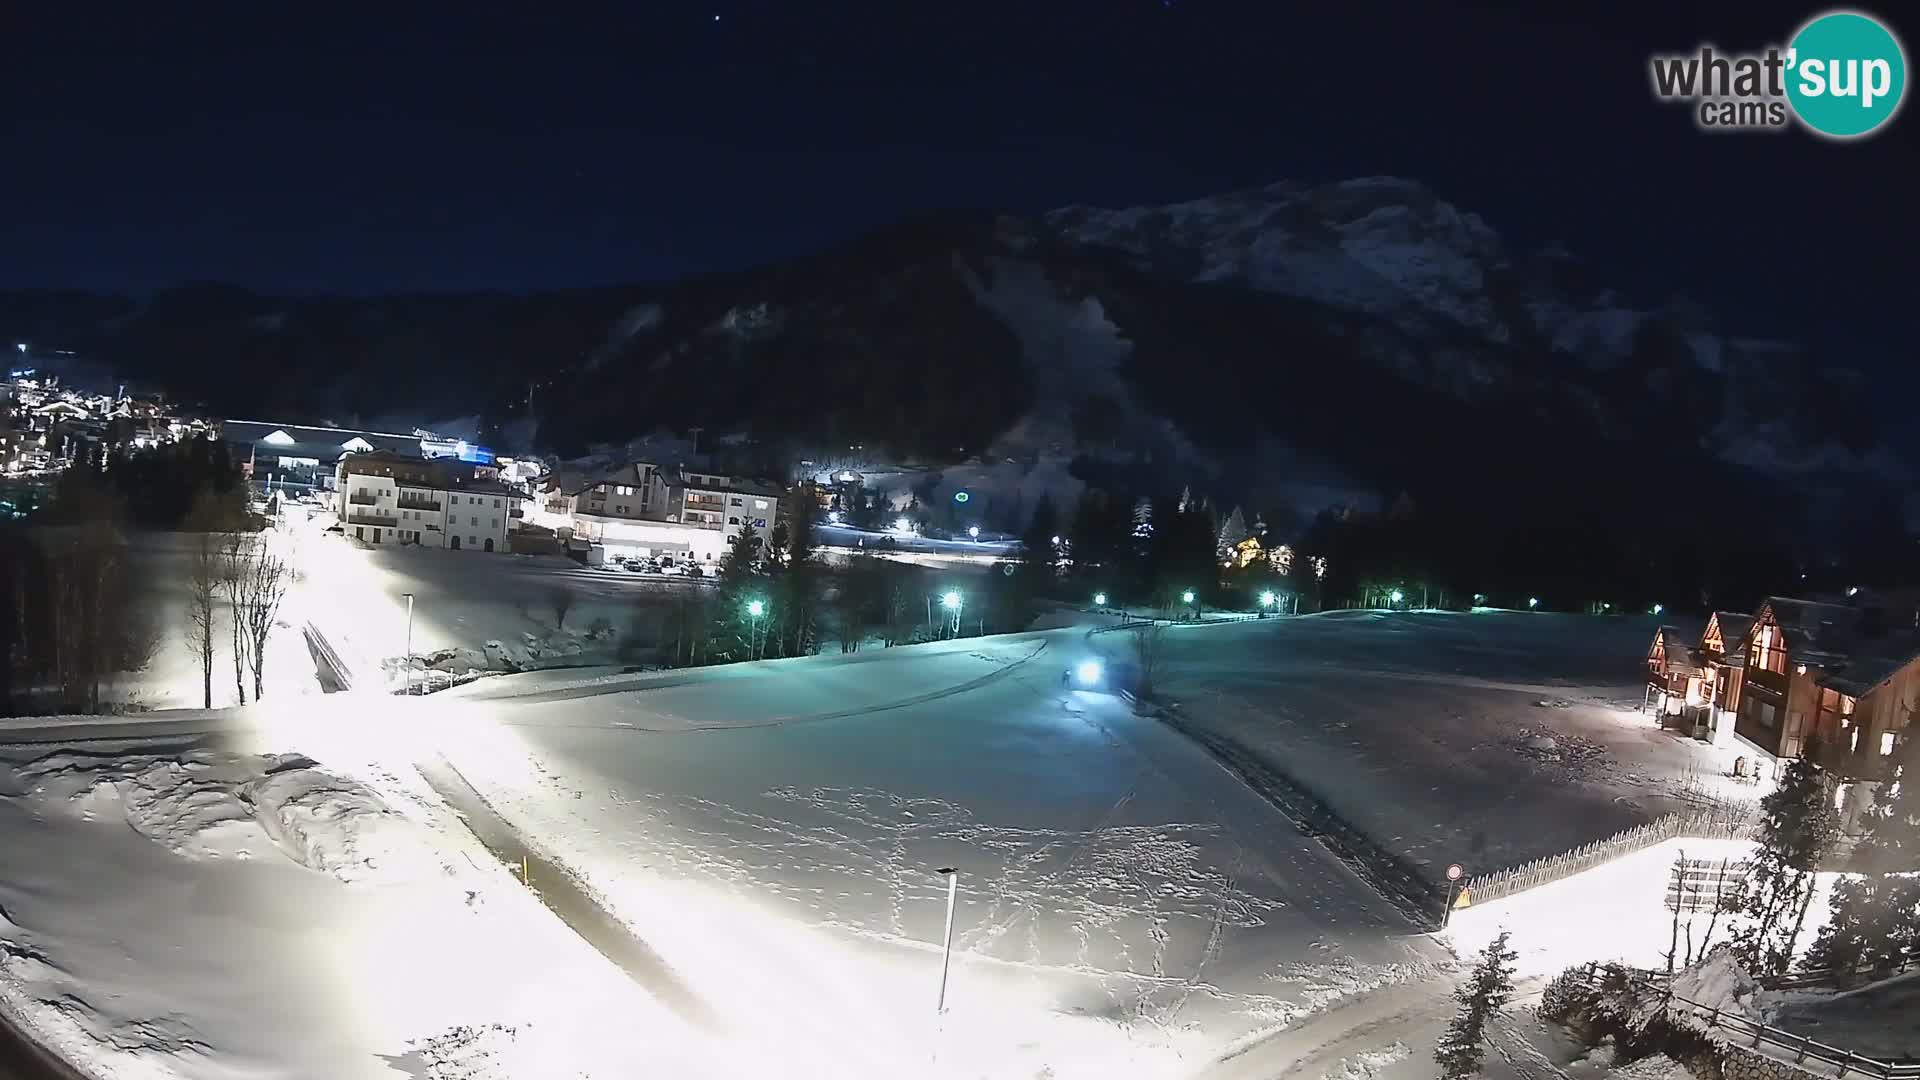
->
[[0, 608, 1868, 1079], [1153, 611, 1754, 875], [429, 631, 1439, 1079]]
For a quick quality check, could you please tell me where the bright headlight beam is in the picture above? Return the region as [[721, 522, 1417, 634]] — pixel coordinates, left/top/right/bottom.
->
[[1074, 660, 1102, 686]]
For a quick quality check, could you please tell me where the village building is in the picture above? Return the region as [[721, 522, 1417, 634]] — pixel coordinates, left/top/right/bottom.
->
[[1644, 595, 1914, 821]]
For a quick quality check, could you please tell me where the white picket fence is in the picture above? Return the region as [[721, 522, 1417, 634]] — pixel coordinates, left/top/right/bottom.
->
[[1463, 807, 1757, 906]]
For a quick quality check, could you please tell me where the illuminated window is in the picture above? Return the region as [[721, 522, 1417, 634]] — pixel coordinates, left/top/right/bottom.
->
[[1885, 732, 1899, 756], [1751, 624, 1787, 675]]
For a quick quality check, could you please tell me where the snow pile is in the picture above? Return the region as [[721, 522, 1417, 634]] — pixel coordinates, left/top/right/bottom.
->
[[0, 736, 718, 1079], [1613, 1053, 1696, 1080], [37, 748, 439, 884], [1320, 1041, 1410, 1080], [246, 761, 447, 884], [1666, 951, 1766, 1026]]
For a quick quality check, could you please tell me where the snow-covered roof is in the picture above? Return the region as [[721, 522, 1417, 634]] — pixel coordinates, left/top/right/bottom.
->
[[220, 420, 420, 459]]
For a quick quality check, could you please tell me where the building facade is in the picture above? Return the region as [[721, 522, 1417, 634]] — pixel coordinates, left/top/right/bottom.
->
[[335, 450, 512, 552], [548, 461, 786, 565], [1644, 595, 1912, 780]]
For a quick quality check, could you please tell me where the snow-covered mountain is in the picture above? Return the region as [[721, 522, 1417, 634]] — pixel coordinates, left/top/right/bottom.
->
[[1050, 177, 1516, 343], [4, 177, 1890, 528]]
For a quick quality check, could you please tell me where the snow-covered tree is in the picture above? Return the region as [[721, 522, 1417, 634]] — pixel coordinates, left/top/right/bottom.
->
[[1436, 931, 1517, 1079], [1216, 506, 1250, 559], [1805, 734, 1919, 978], [1131, 496, 1153, 541], [1732, 753, 1841, 975]]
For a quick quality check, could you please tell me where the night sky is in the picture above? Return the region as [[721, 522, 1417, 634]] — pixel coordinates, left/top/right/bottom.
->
[[0, 2, 1909, 361]]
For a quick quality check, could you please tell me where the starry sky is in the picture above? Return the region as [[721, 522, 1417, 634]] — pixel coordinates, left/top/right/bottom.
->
[[0, 2, 1909, 362]]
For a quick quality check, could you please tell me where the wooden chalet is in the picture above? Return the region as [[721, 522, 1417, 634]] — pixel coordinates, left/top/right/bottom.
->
[[1648, 595, 1916, 781]]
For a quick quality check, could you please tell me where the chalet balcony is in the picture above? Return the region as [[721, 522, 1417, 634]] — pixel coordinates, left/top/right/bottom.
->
[[346, 511, 396, 527], [348, 492, 380, 506], [396, 496, 441, 512]]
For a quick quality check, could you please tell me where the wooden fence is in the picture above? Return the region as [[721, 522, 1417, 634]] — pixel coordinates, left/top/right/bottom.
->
[[1575, 963, 1919, 1078], [1665, 856, 1747, 913], [1463, 806, 1758, 907]]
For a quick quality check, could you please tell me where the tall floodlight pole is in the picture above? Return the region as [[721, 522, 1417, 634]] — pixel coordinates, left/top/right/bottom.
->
[[403, 592, 416, 695]]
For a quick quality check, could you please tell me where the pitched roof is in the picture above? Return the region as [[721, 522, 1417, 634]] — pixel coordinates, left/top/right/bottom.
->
[[1654, 625, 1705, 676], [1702, 611, 1754, 667], [1755, 596, 1920, 699], [220, 420, 420, 459]]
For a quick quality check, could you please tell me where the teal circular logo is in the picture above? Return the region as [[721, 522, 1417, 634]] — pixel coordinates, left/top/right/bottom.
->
[[1786, 10, 1907, 138]]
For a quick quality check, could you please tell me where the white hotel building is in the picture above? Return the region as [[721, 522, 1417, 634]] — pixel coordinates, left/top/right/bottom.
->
[[334, 450, 514, 552], [543, 462, 785, 565]]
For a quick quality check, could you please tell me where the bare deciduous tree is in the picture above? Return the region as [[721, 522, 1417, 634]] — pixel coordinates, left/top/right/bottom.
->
[[185, 521, 222, 709], [1131, 622, 1166, 699], [549, 586, 575, 631], [220, 534, 249, 705], [221, 533, 292, 703]]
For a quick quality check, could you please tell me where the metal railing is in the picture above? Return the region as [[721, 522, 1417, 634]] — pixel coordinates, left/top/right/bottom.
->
[[345, 512, 395, 527], [1577, 963, 1919, 1078], [348, 492, 379, 505], [396, 498, 441, 512]]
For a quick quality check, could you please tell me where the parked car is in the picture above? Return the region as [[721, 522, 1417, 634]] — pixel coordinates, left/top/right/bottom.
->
[[621, 559, 645, 573]]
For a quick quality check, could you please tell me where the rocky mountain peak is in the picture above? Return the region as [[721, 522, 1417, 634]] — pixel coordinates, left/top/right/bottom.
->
[[1046, 176, 1513, 341]]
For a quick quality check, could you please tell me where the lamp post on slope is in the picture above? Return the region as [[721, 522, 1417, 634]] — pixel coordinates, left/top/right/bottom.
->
[[402, 592, 415, 695], [935, 867, 959, 1014]]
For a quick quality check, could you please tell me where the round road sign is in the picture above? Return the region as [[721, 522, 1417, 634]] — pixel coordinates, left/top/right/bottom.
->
[[1446, 863, 1464, 881]]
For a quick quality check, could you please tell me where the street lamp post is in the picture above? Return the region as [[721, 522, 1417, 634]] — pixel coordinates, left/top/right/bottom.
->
[[934, 867, 959, 1014], [402, 592, 415, 695], [747, 598, 766, 659], [941, 590, 962, 638], [968, 525, 980, 541], [1259, 590, 1275, 617], [1182, 589, 1197, 620]]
